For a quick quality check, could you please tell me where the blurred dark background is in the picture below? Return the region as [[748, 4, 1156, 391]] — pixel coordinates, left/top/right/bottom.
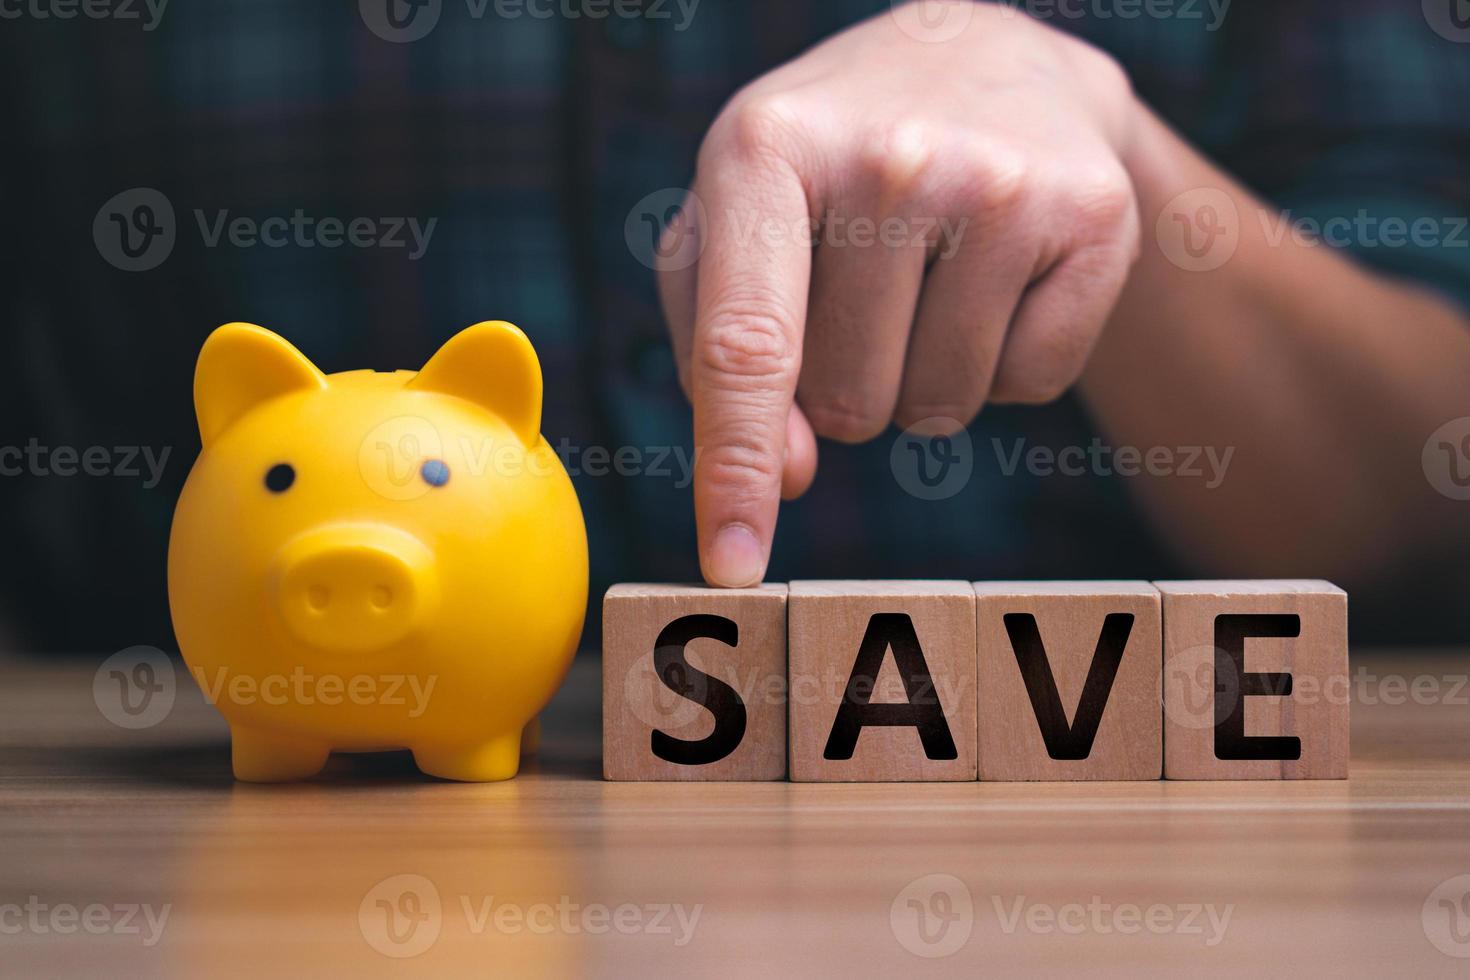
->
[[2, 0, 1467, 656]]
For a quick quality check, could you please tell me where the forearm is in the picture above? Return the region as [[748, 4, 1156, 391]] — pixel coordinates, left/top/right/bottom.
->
[[1080, 105, 1470, 583]]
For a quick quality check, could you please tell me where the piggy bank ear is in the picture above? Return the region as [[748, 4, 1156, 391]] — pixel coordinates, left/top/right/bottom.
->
[[408, 321, 543, 446], [195, 323, 327, 447]]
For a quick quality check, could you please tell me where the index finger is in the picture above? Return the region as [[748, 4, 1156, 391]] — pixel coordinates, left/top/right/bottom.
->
[[690, 143, 813, 587]]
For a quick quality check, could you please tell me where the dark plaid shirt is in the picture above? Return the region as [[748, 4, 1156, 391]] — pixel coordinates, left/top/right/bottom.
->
[[2, 0, 1468, 651]]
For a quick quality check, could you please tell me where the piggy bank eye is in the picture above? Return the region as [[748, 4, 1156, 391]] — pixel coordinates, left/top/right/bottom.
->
[[264, 463, 296, 493], [420, 459, 450, 488]]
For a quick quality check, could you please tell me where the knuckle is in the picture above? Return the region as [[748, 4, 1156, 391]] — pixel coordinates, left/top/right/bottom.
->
[[802, 395, 889, 444], [702, 440, 784, 494], [711, 92, 805, 163], [955, 139, 1031, 214], [1065, 163, 1136, 232], [698, 308, 798, 384], [857, 121, 938, 196]]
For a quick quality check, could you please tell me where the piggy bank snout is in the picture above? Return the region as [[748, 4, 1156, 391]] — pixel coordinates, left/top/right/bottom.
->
[[272, 526, 436, 654]]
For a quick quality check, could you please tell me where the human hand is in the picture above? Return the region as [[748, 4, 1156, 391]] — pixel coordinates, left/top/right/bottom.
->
[[658, 2, 1141, 585]]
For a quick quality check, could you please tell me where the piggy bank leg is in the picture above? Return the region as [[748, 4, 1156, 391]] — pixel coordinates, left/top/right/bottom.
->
[[413, 732, 522, 782], [230, 726, 331, 782], [520, 716, 541, 756]]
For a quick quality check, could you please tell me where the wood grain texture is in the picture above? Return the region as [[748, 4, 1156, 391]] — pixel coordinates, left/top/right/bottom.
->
[[602, 584, 787, 781], [788, 581, 977, 782], [975, 582, 1161, 781], [1, 648, 1469, 978], [1158, 580, 1348, 779]]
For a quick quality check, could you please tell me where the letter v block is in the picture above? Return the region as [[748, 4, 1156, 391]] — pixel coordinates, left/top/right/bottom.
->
[[975, 582, 1162, 781], [789, 582, 977, 781], [1158, 581, 1348, 779], [602, 585, 787, 781]]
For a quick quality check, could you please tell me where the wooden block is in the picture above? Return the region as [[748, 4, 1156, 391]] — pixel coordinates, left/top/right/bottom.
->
[[974, 582, 1161, 781], [1158, 580, 1348, 779], [788, 581, 977, 782], [602, 584, 787, 781]]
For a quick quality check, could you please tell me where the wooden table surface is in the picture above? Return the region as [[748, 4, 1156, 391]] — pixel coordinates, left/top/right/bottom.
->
[[4, 648, 1470, 978]]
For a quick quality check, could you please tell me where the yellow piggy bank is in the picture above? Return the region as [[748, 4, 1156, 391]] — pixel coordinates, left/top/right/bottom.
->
[[168, 321, 588, 782]]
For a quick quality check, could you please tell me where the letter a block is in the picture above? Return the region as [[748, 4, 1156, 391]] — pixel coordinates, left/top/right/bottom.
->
[[788, 582, 977, 782], [602, 584, 788, 781], [1158, 581, 1348, 779], [975, 582, 1162, 781]]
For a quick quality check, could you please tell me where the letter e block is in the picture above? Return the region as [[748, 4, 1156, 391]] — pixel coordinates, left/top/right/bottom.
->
[[1158, 580, 1348, 779], [789, 582, 977, 782], [602, 584, 787, 781], [975, 582, 1161, 781]]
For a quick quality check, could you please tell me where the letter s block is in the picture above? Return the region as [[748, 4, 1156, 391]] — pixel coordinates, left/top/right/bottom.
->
[[789, 582, 977, 782], [602, 584, 787, 781], [1158, 581, 1348, 779]]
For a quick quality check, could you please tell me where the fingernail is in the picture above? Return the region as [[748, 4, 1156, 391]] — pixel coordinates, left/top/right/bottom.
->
[[709, 524, 764, 587]]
